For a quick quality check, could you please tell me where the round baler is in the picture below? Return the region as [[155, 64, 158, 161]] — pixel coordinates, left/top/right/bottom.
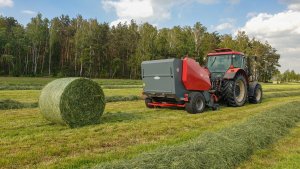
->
[[142, 57, 217, 114]]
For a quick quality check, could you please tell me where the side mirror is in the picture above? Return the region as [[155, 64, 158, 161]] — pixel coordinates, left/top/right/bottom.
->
[[245, 57, 252, 76]]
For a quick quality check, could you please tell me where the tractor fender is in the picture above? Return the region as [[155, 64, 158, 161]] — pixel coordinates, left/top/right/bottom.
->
[[248, 81, 259, 97], [223, 68, 248, 82]]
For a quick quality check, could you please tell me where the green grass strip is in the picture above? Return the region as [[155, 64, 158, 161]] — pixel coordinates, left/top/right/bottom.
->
[[101, 85, 143, 89], [0, 99, 37, 110], [105, 95, 142, 103], [1, 90, 298, 110], [0, 85, 43, 90], [0, 90, 298, 110], [96, 101, 300, 169], [0, 95, 142, 110], [264, 91, 300, 99], [0, 85, 143, 90]]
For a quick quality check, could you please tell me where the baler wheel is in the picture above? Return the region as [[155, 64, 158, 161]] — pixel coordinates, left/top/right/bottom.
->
[[145, 98, 154, 108], [185, 92, 205, 114], [222, 74, 247, 107], [249, 84, 263, 104]]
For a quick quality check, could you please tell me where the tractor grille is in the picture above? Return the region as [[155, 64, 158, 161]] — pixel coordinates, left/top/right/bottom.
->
[[211, 72, 225, 79], [211, 77, 223, 92], [210, 72, 225, 92]]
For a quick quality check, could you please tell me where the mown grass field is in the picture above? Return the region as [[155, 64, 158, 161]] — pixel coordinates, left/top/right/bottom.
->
[[0, 77, 300, 169], [239, 124, 300, 169]]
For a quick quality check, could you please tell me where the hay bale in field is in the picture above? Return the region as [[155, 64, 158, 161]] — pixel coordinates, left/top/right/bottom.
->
[[39, 78, 105, 128]]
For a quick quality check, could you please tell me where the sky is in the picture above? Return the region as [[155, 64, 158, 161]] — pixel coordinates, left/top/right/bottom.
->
[[0, 0, 300, 73]]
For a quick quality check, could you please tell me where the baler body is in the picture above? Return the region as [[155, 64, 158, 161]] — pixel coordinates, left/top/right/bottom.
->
[[182, 58, 211, 91], [142, 58, 212, 107], [142, 58, 187, 101]]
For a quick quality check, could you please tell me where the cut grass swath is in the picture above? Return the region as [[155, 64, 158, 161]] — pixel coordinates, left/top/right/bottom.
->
[[101, 85, 143, 89], [97, 101, 300, 169], [39, 78, 106, 128], [264, 91, 300, 99], [0, 95, 141, 110], [105, 95, 142, 102], [0, 85, 44, 90], [2, 90, 297, 110], [0, 85, 143, 90], [0, 99, 37, 110], [2, 89, 298, 111]]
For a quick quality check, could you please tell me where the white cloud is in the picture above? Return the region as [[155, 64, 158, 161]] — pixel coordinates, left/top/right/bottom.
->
[[21, 10, 36, 15], [103, 0, 153, 19], [239, 10, 300, 72], [280, 0, 300, 11], [246, 12, 258, 18], [288, 3, 300, 10], [110, 18, 131, 27], [214, 22, 234, 31], [0, 0, 13, 8], [212, 18, 236, 32], [102, 0, 175, 23], [102, 0, 240, 26]]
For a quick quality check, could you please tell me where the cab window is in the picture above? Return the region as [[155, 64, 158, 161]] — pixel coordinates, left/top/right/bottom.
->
[[232, 55, 244, 68]]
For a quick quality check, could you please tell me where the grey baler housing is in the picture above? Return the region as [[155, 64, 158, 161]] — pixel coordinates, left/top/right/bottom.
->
[[142, 58, 187, 100]]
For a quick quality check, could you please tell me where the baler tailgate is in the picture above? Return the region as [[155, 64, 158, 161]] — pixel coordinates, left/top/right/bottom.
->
[[141, 59, 186, 99]]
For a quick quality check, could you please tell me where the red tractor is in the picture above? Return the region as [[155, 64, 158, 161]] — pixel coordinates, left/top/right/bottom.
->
[[142, 48, 263, 114]]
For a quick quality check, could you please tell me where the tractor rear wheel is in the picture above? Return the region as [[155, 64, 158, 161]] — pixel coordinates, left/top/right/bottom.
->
[[249, 84, 263, 104], [145, 98, 154, 108], [222, 74, 247, 107], [185, 92, 206, 114]]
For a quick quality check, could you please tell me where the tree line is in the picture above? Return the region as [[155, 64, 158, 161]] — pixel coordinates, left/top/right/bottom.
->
[[0, 14, 280, 81], [273, 70, 300, 83]]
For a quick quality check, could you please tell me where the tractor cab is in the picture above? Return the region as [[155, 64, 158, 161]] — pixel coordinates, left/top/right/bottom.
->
[[206, 48, 247, 78]]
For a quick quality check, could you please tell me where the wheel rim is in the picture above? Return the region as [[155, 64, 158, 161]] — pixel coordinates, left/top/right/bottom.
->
[[196, 98, 204, 111], [235, 80, 246, 103], [255, 88, 262, 101]]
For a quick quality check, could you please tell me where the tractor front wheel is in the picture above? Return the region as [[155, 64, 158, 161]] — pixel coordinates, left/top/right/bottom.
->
[[249, 84, 263, 104], [185, 92, 206, 114], [222, 74, 248, 107]]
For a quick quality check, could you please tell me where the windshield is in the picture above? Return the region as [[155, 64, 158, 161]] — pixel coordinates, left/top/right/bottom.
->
[[207, 55, 232, 72]]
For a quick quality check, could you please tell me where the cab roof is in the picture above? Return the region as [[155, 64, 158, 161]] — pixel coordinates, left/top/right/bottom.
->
[[207, 48, 244, 56]]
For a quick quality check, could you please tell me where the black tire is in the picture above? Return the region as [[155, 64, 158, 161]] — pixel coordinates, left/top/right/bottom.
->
[[185, 92, 206, 114], [145, 98, 154, 108], [249, 84, 263, 104], [222, 74, 248, 107]]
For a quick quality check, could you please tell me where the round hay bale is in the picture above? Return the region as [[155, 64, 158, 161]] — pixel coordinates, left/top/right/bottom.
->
[[39, 78, 105, 128]]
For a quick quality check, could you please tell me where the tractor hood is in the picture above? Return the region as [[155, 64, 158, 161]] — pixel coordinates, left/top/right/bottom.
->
[[210, 72, 225, 79]]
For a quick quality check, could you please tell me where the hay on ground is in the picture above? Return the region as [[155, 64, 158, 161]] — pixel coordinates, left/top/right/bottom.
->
[[0, 99, 37, 110], [105, 95, 141, 103], [97, 101, 300, 169]]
